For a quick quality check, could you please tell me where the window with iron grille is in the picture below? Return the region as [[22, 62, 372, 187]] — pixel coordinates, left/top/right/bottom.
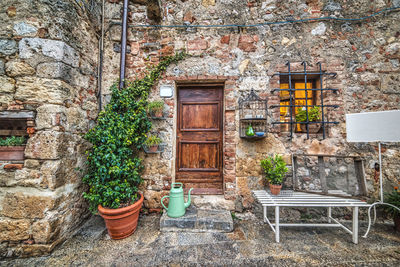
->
[[271, 62, 339, 140]]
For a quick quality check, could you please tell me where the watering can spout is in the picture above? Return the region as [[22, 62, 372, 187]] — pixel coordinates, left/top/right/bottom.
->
[[184, 188, 193, 208]]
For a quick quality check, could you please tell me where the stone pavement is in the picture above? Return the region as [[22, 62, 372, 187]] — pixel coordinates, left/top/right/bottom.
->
[[1, 212, 400, 266]]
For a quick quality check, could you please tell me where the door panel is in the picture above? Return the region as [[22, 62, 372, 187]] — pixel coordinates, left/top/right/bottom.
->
[[176, 85, 223, 194]]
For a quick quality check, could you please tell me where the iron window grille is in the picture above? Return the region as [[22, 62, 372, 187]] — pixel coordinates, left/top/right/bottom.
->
[[270, 61, 339, 139]]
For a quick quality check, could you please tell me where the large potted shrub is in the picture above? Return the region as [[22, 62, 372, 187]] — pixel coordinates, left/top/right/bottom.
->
[[385, 185, 400, 232], [295, 106, 321, 133], [260, 155, 288, 195], [83, 52, 186, 239], [0, 136, 26, 161]]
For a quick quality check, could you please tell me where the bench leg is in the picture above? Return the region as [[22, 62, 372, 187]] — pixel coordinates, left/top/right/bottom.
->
[[352, 207, 359, 244], [263, 206, 267, 223], [275, 206, 280, 243], [328, 207, 332, 223]]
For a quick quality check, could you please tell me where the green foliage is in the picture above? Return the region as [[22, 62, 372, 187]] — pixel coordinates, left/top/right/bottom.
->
[[0, 136, 26, 146], [384, 186, 400, 217], [260, 155, 288, 185], [83, 52, 186, 213], [144, 135, 162, 146], [148, 101, 164, 113], [295, 106, 320, 122]]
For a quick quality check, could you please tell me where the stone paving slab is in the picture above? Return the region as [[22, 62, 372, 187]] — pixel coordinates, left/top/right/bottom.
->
[[160, 207, 234, 233], [1, 212, 400, 266]]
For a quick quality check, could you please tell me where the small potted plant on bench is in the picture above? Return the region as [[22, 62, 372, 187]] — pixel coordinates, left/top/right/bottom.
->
[[148, 101, 164, 118], [295, 106, 321, 133], [0, 136, 26, 161], [385, 185, 400, 232], [144, 135, 162, 153], [260, 155, 288, 195]]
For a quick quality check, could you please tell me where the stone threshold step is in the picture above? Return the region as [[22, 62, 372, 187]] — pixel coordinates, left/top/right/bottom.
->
[[160, 207, 233, 233]]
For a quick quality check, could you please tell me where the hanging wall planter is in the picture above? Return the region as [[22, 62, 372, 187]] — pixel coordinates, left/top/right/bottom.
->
[[0, 146, 25, 161], [0, 136, 27, 161]]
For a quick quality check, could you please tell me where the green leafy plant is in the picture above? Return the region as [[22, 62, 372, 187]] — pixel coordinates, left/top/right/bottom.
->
[[260, 155, 288, 185], [148, 101, 164, 114], [83, 52, 186, 213], [385, 185, 400, 217], [0, 136, 26, 146], [144, 135, 161, 146], [295, 106, 320, 122]]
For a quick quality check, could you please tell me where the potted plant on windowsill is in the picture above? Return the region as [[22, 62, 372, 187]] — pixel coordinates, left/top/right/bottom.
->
[[295, 106, 321, 133], [148, 100, 164, 118], [144, 135, 162, 153], [83, 52, 186, 239], [0, 136, 26, 161], [384, 185, 400, 232], [260, 155, 288, 195]]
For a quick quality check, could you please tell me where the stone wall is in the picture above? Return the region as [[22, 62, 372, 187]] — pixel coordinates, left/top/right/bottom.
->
[[1, 0, 399, 258], [101, 0, 400, 212], [0, 0, 99, 257]]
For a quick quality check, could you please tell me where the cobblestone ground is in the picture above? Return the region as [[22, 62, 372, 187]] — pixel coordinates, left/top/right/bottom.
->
[[2, 213, 400, 266]]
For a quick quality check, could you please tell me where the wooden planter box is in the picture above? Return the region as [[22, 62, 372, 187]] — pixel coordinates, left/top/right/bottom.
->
[[0, 146, 25, 161]]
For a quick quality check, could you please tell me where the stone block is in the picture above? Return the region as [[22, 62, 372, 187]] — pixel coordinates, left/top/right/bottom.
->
[[65, 106, 89, 132], [37, 62, 72, 81], [35, 104, 66, 130], [0, 39, 17, 56], [13, 22, 37, 36], [32, 219, 60, 244], [0, 218, 30, 241], [24, 131, 66, 160], [202, 0, 215, 7], [0, 59, 4, 75], [187, 39, 208, 51], [5, 61, 35, 77], [24, 159, 40, 168], [160, 207, 233, 232], [0, 169, 15, 186], [40, 160, 64, 190], [15, 77, 74, 104], [0, 76, 16, 93], [1, 192, 55, 219], [19, 38, 79, 67], [381, 73, 400, 94], [238, 35, 257, 52], [0, 94, 13, 106]]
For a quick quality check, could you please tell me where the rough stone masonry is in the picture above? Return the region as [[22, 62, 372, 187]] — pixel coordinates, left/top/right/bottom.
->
[[0, 0, 400, 258], [0, 0, 100, 258]]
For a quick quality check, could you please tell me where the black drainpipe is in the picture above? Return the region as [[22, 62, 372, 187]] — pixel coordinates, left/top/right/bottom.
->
[[119, 0, 129, 89]]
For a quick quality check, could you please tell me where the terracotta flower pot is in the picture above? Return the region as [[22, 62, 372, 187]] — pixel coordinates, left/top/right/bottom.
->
[[153, 110, 163, 118], [98, 192, 144, 239], [148, 145, 158, 153], [269, 184, 282, 195], [0, 146, 25, 161]]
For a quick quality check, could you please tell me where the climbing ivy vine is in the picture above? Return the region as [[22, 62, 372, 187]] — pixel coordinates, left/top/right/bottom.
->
[[83, 52, 186, 213]]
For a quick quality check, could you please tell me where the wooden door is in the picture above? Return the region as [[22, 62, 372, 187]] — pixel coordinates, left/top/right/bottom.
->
[[176, 84, 223, 194]]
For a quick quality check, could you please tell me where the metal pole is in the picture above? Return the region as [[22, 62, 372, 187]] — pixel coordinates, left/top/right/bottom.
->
[[302, 61, 309, 139], [378, 142, 383, 203], [287, 62, 293, 139], [119, 0, 129, 89]]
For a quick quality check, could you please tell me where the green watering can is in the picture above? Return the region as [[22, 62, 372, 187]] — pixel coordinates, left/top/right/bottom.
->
[[161, 183, 193, 218]]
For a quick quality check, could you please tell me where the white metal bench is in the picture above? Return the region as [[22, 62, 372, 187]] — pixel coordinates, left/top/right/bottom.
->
[[253, 190, 371, 244]]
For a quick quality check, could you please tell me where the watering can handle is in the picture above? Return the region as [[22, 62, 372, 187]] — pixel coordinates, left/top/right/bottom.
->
[[161, 195, 169, 210], [171, 182, 183, 187]]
